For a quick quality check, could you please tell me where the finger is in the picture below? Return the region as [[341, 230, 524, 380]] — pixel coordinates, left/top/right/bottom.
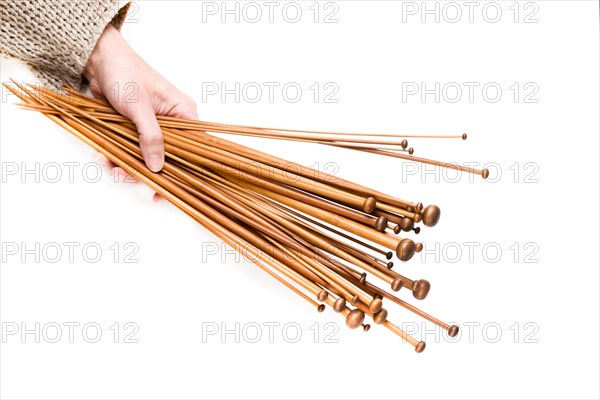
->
[[93, 152, 139, 183], [166, 96, 198, 120], [152, 192, 164, 203], [94, 152, 116, 169], [113, 167, 139, 183], [123, 101, 165, 172]]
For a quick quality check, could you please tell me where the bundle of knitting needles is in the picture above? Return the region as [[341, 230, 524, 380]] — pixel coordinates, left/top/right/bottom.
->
[[5, 80, 489, 352]]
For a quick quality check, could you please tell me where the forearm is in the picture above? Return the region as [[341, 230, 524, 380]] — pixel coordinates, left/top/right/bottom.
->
[[0, 0, 131, 90], [3, 1, 198, 172]]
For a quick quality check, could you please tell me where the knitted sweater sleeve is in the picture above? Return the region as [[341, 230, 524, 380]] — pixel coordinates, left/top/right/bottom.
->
[[1, 1, 131, 90]]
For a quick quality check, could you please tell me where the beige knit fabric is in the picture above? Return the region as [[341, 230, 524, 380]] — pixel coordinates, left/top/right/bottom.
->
[[1, 0, 131, 90]]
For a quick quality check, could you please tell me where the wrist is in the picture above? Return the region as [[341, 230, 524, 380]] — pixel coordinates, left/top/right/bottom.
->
[[83, 24, 121, 81]]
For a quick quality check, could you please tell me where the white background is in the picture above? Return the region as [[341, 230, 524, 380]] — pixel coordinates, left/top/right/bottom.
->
[[1, 1, 599, 399]]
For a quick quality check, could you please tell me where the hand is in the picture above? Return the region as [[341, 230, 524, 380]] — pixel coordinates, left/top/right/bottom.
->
[[83, 24, 198, 172]]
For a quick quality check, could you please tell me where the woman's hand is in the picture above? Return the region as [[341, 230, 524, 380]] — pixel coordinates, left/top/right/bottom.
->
[[83, 24, 198, 172]]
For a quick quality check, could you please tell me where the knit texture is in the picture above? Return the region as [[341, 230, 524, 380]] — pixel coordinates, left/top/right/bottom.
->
[[1, 0, 131, 90]]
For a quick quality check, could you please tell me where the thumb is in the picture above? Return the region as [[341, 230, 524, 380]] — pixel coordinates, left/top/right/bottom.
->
[[123, 101, 165, 172]]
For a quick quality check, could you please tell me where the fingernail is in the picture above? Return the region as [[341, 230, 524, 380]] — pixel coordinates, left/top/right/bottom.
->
[[147, 153, 164, 172]]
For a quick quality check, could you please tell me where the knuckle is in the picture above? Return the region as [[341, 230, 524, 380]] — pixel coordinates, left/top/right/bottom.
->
[[186, 96, 197, 109], [175, 94, 197, 112], [121, 100, 141, 117], [181, 95, 198, 118], [139, 133, 163, 147]]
